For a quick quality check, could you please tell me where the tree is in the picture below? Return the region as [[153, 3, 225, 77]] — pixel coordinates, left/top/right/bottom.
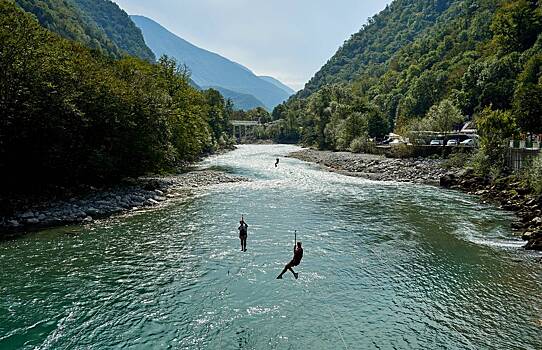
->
[[425, 99, 464, 133], [491, 0, 542, 53], [476, 107, 518, 173], [367, 109, 389, 139], [514, 54, 542, 133]]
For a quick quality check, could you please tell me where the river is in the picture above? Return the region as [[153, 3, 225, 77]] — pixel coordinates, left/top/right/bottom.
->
[[1, 145, 541, 349]]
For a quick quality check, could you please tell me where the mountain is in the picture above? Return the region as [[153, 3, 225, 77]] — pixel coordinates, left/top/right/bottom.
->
[[14, 0, 121, 58], [277, 0, 541, 151], [130, 15, 291, 110], [204, 86, 266, 111], [259, 76, 296, 95], [14, 0, 154, 61], [296, 0, 459, 99], [71, 0, 155, 61]]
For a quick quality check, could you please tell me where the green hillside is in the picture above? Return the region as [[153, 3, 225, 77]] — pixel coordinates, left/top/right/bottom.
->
[[13, 0, 155, 61], [298, 0, 457, 98], [14, 0, 121, 57], [275, 0, 542, 154], [72, 0, 155, 61]]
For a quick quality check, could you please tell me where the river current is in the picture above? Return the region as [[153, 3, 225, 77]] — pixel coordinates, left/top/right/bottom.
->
[[1, 145, 541, 349]]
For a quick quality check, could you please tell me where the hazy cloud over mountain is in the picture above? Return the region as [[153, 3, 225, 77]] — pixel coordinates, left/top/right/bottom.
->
[[113, 0, 392, 90]]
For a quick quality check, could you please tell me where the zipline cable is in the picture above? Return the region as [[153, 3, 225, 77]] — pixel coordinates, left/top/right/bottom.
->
[[326, 304, 349, 350]]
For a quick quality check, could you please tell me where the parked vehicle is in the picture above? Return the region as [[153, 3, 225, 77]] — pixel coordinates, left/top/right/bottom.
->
[[460, 139, 475, 147], [429, 139, 444, 146], [446, 139, 459, 146]]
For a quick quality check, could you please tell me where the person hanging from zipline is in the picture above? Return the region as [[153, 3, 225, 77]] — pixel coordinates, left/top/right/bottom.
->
[[238, 216, 248, 252], [277, 232, 303, 279]]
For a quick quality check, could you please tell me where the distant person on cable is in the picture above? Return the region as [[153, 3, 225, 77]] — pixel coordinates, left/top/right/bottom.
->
[[238, 216, 248, 252], [275, 158, 280, 167], [277, 241, 303, 279]]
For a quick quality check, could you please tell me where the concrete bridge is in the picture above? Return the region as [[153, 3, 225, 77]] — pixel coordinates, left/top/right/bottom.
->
[[231, 120, 260, 140]]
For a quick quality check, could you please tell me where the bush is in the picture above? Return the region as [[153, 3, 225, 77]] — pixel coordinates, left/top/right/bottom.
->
[[350, 137, 375, 153], [443, 151, 472, 169], [525, 156, 542, 194]]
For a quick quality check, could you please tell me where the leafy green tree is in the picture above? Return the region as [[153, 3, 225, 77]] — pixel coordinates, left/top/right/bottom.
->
[[247, 107, 271, 124], [425, 99, 464, 133], [514, 54, 542, 133], [367, 109, 389, 139], [476, 107, 518, 173], [491, 0, 542, 53]]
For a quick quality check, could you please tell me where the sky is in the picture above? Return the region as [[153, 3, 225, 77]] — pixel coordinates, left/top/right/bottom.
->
[[113, 0, 393, 91]]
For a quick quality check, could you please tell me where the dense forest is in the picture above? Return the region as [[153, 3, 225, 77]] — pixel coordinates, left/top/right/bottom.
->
[[13, 0, 155, 61], [0, 2, 233, 195], [71, 0, 155, 61], [275, 0, 542, 175]]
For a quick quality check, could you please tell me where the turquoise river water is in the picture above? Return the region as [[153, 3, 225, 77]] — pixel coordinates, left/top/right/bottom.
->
[[1, 145, 541, 349]]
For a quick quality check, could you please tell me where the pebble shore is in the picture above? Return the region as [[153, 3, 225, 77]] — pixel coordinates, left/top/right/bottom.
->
[[0, 170, 247, 237]]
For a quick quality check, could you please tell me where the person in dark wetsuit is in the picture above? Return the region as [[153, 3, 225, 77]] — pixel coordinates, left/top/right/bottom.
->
[[238, 217, 248, 252], [277, 242, 303, 279], [275, 158, 279, 167]]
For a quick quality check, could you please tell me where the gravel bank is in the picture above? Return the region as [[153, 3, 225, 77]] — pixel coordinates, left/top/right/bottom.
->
[[1, 170, 247, 238], [289, 148, 447, 185]]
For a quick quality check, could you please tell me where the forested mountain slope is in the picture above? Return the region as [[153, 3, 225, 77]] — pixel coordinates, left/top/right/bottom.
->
[[131, 15, 291, 110], [298, 0, 457, 98], [14, 0, 121, 57], [13, 0, 155, 61], [274, 0, 541, 154], [71, 0, 155, 61]]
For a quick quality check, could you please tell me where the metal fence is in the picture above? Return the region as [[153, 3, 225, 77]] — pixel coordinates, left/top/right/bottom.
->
[[507, 148, 541, 171]]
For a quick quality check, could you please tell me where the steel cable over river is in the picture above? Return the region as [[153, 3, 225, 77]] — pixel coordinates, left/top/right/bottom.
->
[[1, 145, 541, 349]]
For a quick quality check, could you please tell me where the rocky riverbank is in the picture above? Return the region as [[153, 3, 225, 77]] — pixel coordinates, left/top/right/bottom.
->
[[441, 170, 542, 251], [290, 148, 542, 252], [288, 148, 447, 185], [0, 170, 247, 239]]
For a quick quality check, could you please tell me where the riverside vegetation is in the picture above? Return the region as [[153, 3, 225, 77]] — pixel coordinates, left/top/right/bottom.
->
[[0, 2, 237, 228]]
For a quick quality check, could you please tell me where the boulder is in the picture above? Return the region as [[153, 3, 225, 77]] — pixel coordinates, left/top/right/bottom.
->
[[143, 179, 161, 191], [86, 207, 100, 216], [20, 211, 35, 219], [440, 173, 456, 188], [525, 237, 542, 250], [7, 220, 19, 227], [145, 198, 159, 206]]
